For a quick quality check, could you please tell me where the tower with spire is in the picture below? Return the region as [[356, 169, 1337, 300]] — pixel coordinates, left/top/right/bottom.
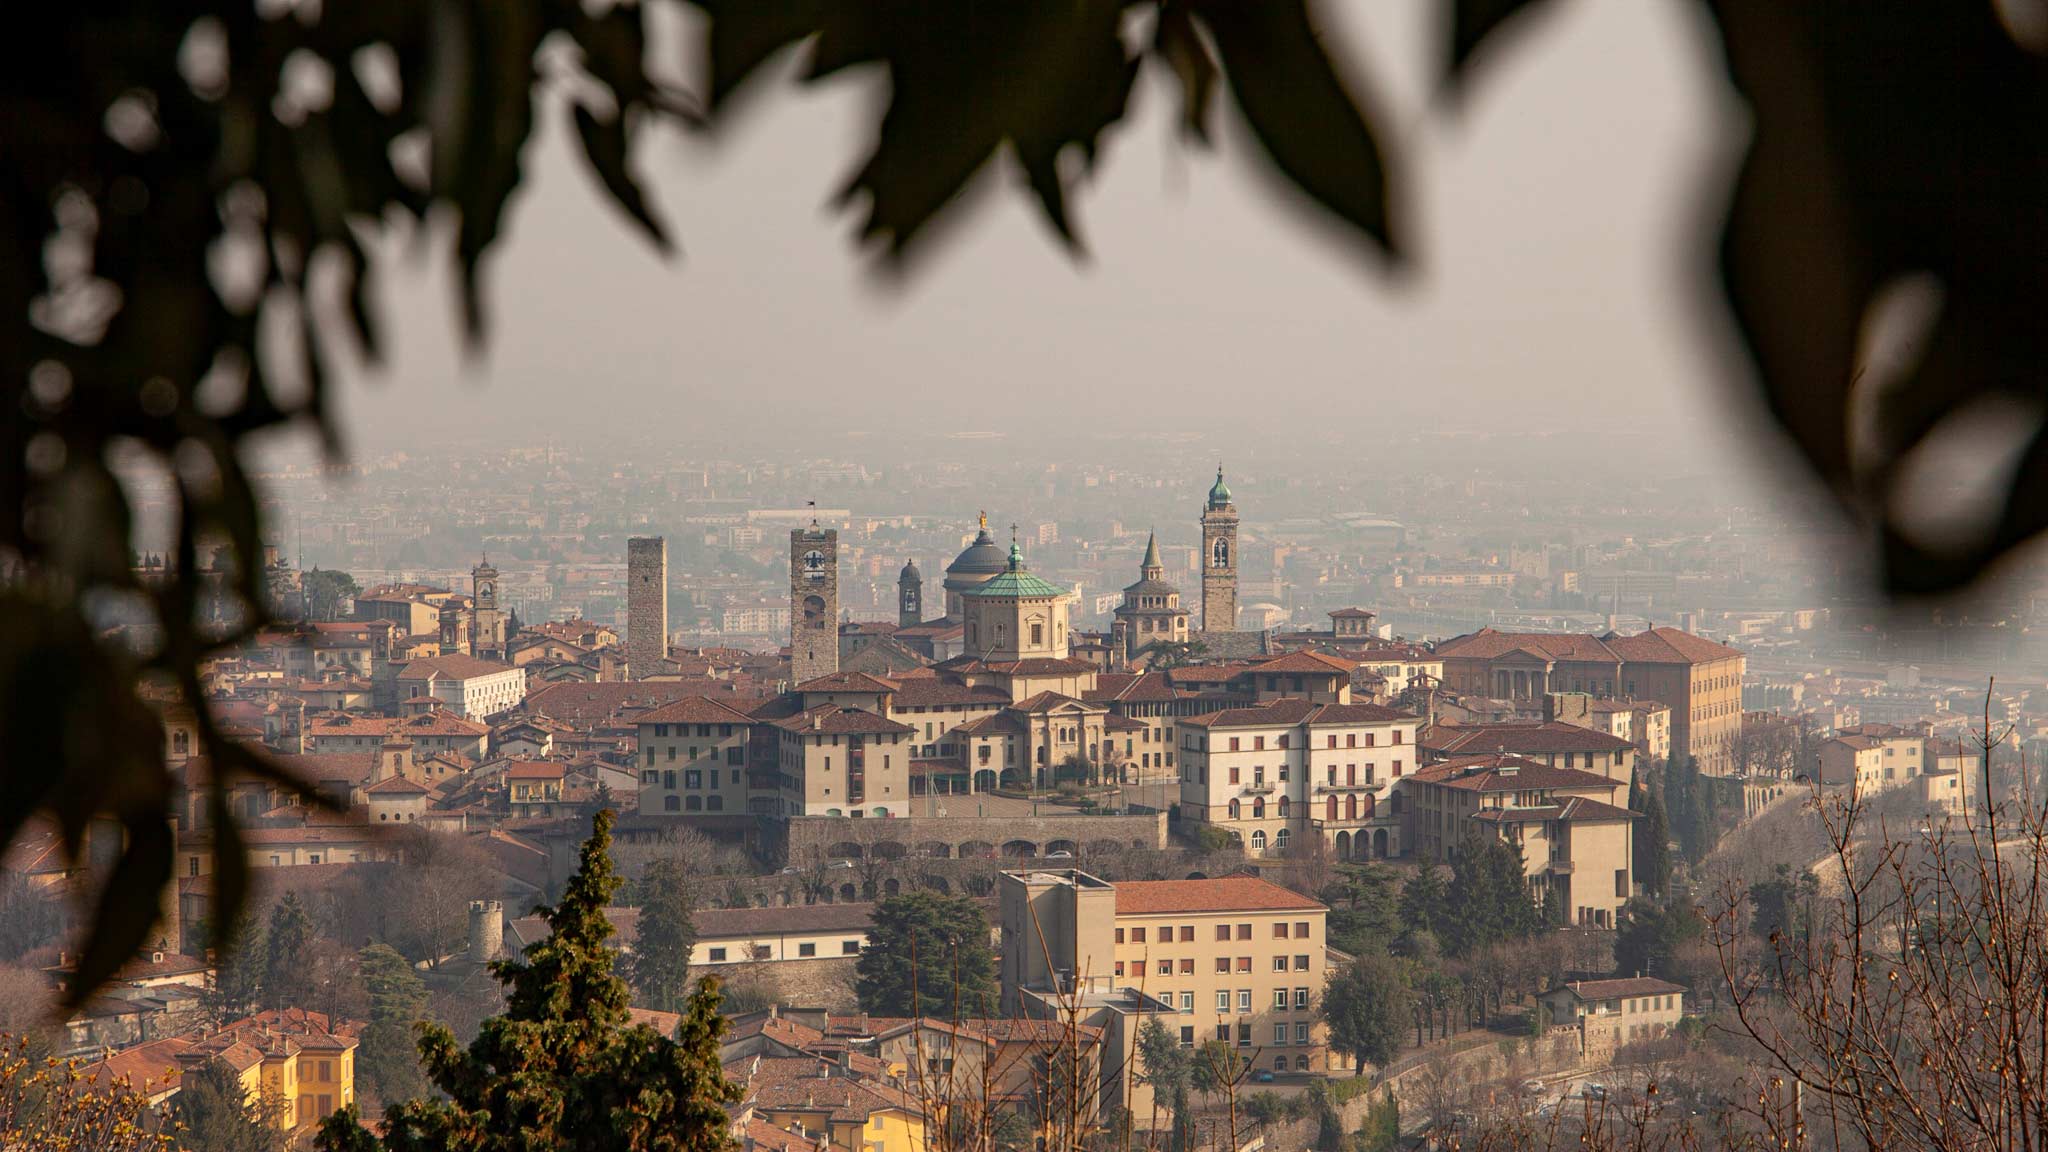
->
[[1200, 465, 1239, 633], [1112, 529, 1191, 666]]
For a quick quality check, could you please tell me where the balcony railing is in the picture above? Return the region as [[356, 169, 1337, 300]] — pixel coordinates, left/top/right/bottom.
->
[[1240, 781, 1277, 795], [1313, 781, 1379, 793]]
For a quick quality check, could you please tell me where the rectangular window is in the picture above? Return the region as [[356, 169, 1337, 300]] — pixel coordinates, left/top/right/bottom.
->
[[1273, 957, 1287, 972], [1180, 958, 1194, 974], [684, 770, 702, 789], [1116, 961, 1126, 977], [709, 948, 727, 962], [1215, 925, 1231, 942], [1116, 928, 1125, 943], [1215, 957, 1230, 973], [1182, 1026, 1196, 1046], [1237, 1023, 1251, 1046], [1229, 767, 1240, 785], [1296, 1022, 1310, 1043], [1616, 869, 1629, 897], [1217, 991, 1231, 1012], [1274, 1023, 1289, 1045], [1392, 760, 1402, 777], [1217, 1025, 1232, 1042], [1295, 988, 1310, 1010], [1238, 990, 1253, 1013], [1237, 924, 1251, 940], [843, 940, 860, 955], [1236, 957, 1251, 973], [1180, 926, 1194, 942], [1272, 923, 1288, 938], [1180, 992, 1194, 1013], [1158, 959, 1172, 976], [1274, 989, 1289, 1010], [1132, 927, 1147, 943], [1295, 922, 1311, 938], [1295, 955, 1310, 971], [1230, 737, 1240, 752], [1254, 736, 1265, 751], [798, 942, 816, 957]]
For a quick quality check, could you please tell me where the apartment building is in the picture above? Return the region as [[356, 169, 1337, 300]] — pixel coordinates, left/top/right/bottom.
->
[[1538, 976, 1686, 1060], [771, 706, 916, 817], [395, 653, 526, 719], [308, 709, 490, 761], [634, 696, 756, 816], [1177, 698, 1419, 861], [1423, 719, 1637, 791], [999, 868, 1334, 1117], [1434, 627, 1745, 775], [1406, 755, 1635, 928]]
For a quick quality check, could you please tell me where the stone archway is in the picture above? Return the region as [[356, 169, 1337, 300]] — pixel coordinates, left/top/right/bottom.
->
[[1336, 831, 1352, 859], [1001, 839, 1038, 858], [916, 841, 951, 859], [974, 769, 998, 793], [826, 841, 865, 859], [838, 883, 857, 902], [1045, 839, 1078, 856], [1372, 828, 1389, 859]]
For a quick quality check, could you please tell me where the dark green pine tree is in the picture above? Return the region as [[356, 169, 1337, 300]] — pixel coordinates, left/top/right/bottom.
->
[[202, 911, 265, 1023], [1397, 863, 1450, 940], [1632, 777, 1671, 897], [263, 892, 313, 1010], [171, 1057, 284, 1152], [628, 857, 698, 1013], [356, 942, 432, 1108], [1443, 831, 1538, 957], [316, 809, 741, 1152], [854, 891, 998, 1017]]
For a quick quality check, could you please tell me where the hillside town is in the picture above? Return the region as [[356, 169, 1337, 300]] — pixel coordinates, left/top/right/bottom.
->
[[4, 444, 2027, 1150]]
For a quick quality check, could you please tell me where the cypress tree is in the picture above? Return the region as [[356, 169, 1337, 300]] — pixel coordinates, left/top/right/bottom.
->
[[317, 809, 740, 1152], [628, 857, 697, 1013]]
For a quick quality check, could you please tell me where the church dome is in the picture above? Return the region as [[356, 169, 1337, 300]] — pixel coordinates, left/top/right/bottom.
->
[[945, 519, 1008, 582], [900, 558, 923, 582], [1208, 466, 1232, 509]]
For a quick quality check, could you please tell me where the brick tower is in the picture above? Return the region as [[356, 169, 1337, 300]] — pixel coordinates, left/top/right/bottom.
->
[[790, 524, 839, 684], [626, 536, 667, 678], [1201, 465, 1238, 633]]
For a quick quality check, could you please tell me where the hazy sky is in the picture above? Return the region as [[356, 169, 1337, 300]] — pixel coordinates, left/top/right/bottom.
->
[[320, 0, 1790, 484]]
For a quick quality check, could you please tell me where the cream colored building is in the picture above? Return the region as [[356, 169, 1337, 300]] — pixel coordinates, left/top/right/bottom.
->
[[1539, 976, 1686, 1059], [1406, 754, 1636, 928], [635, 696, 756, 816], [1178, 685, 1420, 861], [999, 868, 1334, 1113], [690, 902, 875, 966]]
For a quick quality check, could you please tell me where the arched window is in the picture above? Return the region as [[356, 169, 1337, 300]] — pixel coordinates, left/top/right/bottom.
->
[[663, 796, 679, 812], [1278, 797, 1290, 818], [1228, 799, 1241, 819], [1326, 796, 1338, 821], [1250, 830, 1267, 850], [685, 795, 702, 811], [1345, 795, 1357, 820], [1252, 798, 1265, 819], [707, 796, 724, 811], [1275, 828, 1291, 851], [873, 807, 887, 817]]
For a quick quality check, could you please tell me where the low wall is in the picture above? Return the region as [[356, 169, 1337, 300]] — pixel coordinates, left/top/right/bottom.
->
[[774, 810, 1168, 867]]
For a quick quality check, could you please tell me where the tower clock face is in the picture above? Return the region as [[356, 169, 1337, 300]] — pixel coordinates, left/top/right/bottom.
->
[[802, 550, 827, 579]]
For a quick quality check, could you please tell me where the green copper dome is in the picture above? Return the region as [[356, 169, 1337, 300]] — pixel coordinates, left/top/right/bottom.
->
[[968, 542, 1065, 599], [1208, 466, 1232, 508]]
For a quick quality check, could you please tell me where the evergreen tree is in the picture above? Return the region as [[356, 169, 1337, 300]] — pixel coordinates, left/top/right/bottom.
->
[[1632, 777, 1671, 897], [1305, 1077, 1344, 1152], [1323, 952, 1413, 1074], [1133, 1019, 1195, 1152], [1397, 864, 1449, 940], [171, 1058, 284, 1152], [1442, 832, 1537, 958], [203, 912, 265, 1023], [628, 857, 698, 1013], [263, 893, 313, 1010], [1326, 868, 1402, 957], [854, 892, 998, 1017], [356, 943, 431, 1108], [315, 809, 741, 1152]]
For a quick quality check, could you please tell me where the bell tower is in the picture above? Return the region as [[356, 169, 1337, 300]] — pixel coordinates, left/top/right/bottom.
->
[[898, 559, 924, 628], [1200, 465, 1239, 633], [469, 555, 507, 661], [790, 524, 840, 684]]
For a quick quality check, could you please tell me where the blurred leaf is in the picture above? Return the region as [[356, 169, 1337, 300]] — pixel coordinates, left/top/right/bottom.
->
[[695, 0, 827, 110], [1194, 0, 1400, 257], [1446, 0, 1558, 95], [206, 779, 250, 957], [65, 815, 172, 1008], [572, 103, 672, 253], [1706, 0, 2048, 593], [1154, 2, 1220, 145]]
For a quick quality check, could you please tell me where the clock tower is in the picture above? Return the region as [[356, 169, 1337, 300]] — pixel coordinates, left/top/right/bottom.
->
[[1200, 466, 1239, 633], [470, 555, 507, 661], [789, 524, 839, 684]]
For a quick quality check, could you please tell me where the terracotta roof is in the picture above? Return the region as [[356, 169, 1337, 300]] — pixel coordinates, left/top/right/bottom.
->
[[1249, 651, 1356, 675], [525, 682, 706, 724], [1424, 721, 1633, 756], [396, 654, 518, 681], [274, 753, 379, 786], [793, 671, 898, 694], [1409, 755, 1625, 794], [1553, 976, 1687, 1001], [885, 680, 1011, 707], [1182, 698, 1321, 729], [953, 712, 1027, 736], [773, 706, 913, 736], [81, 1036, 194, 1093], [1010, 690, 1100, 713], [1433, 629, 1621, 663], [694, 902, 878, 940], [725, 1055, 922, 1122], [1470, 796, 1636, 824], [1112, 876, 1324, 916], [505, 761, 568, 780], [634, 696, 758, 726], [934, 656, 1098, 676], [308, 712, 489, 738], [1601, 627, 1744, 665]]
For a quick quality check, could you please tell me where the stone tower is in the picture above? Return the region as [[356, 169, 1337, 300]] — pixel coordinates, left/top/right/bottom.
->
[[1201, 465, 1239, 633], [790, 524, 839, 684], [898, 558, 924, 628], [469, 555, 507, 660], [438, 599, 468, 655], [626, 536, 668, 678]]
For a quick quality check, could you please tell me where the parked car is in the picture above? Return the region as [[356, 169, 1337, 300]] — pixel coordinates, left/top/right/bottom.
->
[[1253, 1070, 1276, 1083], [1046, 850, 1073, 860]]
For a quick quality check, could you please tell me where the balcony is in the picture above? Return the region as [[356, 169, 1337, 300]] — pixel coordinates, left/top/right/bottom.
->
[[1240, 781, 1277, 795], [1313, 781, 1379, 793], [1546, 858, 1575, 875]]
